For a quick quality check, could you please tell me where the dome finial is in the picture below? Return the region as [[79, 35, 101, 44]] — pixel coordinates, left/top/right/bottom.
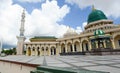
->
[[92, 5, 96, 11]]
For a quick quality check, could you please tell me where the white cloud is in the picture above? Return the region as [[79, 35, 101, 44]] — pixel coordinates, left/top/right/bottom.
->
[[66, 0, 120, 18], [17, 0, 44, 3], [82, 22, 87, 30], [75, 26, 82, 34], [0, 0, 70, 47]]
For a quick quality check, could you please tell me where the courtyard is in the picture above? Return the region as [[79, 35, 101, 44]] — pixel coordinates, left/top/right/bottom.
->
[[0, 55, 120, 73]]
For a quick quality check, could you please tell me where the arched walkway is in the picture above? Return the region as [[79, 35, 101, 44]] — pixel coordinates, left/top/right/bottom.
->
[[46, 47, 49, 56], [61, 44, 65, 53], [67, 42, 72, 52], [114, 35, 120, 49], [74, 41, 80, 52], [50, 47, 56, 55], [41, 47, 44, 56], [37, 47, 40, 56], [82, 40, 89, 52], [27, 47, 31, 56], [32, 47, 35, 56]]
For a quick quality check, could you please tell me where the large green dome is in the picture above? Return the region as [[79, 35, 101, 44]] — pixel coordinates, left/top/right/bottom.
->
[[87, 9, 107, 24]]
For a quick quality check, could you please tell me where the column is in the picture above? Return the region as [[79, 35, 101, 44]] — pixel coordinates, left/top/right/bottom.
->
[[43, 47, 46, 56], [35, 47, 38, 56], [40, 48, 42, 56], [72, 43, 75, 52], [56, 45, 59, 55], [30, 48, 33, 56], [65, 44, 67, 53], [48, 47, 51, 56], [95, 41, 98, 49], [25, 45, 28, 56], [59, 45, 61, 53], [103, 40, 106, 48], [111, 39, 115, 49], [79, 42, 82, 52], [89, 41, 92, 51]]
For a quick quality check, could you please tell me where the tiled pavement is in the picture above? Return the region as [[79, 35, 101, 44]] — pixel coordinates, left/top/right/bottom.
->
[[0, 55, 120, 73]]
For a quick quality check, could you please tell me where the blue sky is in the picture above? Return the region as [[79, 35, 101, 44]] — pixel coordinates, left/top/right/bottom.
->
[[0, 0, 120, 48], [12, 0, 120, 28]]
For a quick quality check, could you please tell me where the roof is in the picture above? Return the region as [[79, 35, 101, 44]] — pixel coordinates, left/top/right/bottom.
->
[[87, 9, 107, 24], [30, 36, 57, 39], [30, 36, 57, 42]]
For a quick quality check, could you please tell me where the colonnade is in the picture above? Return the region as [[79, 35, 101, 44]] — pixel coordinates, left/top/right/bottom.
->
[[25, 44, 57, 56], [25, 37, 118, 56]]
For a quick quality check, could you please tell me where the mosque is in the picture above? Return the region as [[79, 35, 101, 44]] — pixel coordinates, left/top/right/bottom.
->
[[17, 7, 120, 56]]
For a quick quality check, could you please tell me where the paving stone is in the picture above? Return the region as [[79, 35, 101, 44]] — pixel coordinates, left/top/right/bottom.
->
[[83, 65, 120, 73], [93, 61, 115, 64]]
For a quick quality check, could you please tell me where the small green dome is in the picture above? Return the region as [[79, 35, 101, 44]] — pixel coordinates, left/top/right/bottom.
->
[[87, 9, 107, 24], [94, 29, 104, 36]]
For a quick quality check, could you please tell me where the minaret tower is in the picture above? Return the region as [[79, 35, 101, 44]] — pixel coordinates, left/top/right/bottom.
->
[[16, 9, 26, 55]]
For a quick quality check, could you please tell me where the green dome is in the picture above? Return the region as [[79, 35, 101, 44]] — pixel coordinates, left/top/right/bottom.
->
[[94, 29, 104, 36], [87, 9, 107, 23]]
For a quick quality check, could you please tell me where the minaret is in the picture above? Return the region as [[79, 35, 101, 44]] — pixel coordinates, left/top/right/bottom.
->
[[20, 9, 25, 36], [16, 9, 26, 55]]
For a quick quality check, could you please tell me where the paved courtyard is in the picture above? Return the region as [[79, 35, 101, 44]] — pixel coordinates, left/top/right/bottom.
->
[[0, 55, 120, 73]]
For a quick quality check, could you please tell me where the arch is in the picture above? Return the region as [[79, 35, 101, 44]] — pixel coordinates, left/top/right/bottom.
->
[[46, 47, 49, 56], [66, 41, 72, 44], [73, 40, 80, 44], [41, 47, 44, 56], [74, 41, 80, 52], [32, 47, 35, 56], [114, 35, 120, 49], [50, 46, 56, 55], [37, 47, 40, 56], [27, 47, 31, 56], [61, 43, 65, 53], [82, 40, 89, 52], [67, 42, 72, 52], [32, 47, 35, 51]]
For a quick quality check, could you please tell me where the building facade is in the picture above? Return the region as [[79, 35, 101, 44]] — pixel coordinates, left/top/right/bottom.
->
[[24, 8, 120, 56]]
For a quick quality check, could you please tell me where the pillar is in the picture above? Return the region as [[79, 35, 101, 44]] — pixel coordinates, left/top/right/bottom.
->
[[56, 45, 59, 55], [31, 48, 33, 56], [89, 41, 92, 51], [26, 46, 28, 56], [40, 48, 42, 56], [48, 47, 51, 56], [103, 40, 106, 48], [95, 41, 98, 49], [59, 45, 61, 54], [72, 43, 75, 52], [111, 39, 115, 49], [65, 44, 67, 53], [79, 42, 82, 52], [35, 47, 38, 56]]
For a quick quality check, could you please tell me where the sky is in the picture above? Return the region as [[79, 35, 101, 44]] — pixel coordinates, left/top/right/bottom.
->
[[0, 0, 120, 48]]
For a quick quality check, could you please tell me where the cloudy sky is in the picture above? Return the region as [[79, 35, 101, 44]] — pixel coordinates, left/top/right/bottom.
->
[[0, 0, 120, 48]]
